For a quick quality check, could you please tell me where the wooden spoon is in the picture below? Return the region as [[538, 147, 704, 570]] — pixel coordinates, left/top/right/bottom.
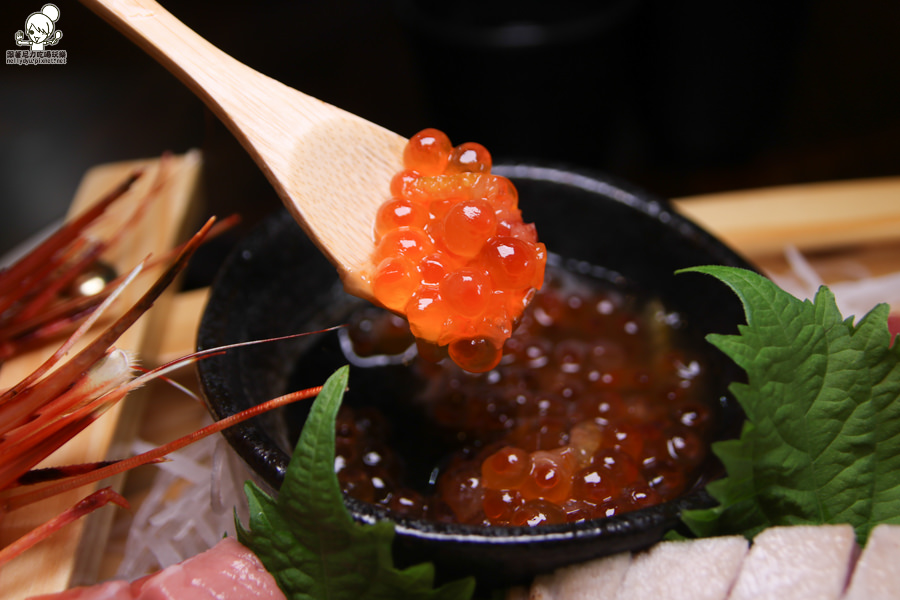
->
[[80, 0, 406, 301]]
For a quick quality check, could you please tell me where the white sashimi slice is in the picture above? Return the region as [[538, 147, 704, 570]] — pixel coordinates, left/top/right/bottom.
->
[[727, 524, 858, 600], [842, 524, 900, 600], [528, 552, 631, 600], [613, 536, 748, 600]]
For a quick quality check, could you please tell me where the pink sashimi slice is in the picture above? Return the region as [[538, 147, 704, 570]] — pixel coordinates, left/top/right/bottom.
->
[[887, 313, 900, 345], [614, 536, 749, 600], [27, 538, 286, 600], [842, 524, 900, 600], [727, 524, 858, 600]]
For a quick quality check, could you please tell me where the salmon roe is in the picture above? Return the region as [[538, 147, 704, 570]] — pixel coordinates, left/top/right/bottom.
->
[[334, 267, 717, 527], [371, 128, 546, 373]]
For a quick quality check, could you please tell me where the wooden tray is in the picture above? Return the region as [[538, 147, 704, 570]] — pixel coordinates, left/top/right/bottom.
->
[[4, 165, 899, 598], [0, 152, 203, 599], [672, 177, 900, 283]]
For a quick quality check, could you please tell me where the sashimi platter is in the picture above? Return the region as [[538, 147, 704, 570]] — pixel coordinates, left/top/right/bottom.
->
[[1, 138, 899, 600], [6, 0, 900, 596]]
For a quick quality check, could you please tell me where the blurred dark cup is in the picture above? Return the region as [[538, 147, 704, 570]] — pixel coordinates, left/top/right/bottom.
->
[[392, 0, 644, 170]]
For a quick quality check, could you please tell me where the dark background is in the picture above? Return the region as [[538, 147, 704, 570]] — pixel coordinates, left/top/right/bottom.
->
[[1, 0, 899, 284]]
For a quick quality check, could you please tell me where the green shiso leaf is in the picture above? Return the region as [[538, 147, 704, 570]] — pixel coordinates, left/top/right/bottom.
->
[[677, 265, 900, 545], [237, 365, 476, 600]]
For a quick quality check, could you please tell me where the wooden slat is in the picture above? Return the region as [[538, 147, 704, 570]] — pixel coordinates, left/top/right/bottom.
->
[[0, 151, 203, 599], [150, 287, 210, 366], [672, 177, 900, 258]]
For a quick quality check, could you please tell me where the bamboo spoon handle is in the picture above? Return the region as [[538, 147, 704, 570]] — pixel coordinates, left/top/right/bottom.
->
[[80, 0, 406, 300]]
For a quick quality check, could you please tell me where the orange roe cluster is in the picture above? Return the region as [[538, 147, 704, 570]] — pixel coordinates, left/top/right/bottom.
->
[[371, 128, 546, 373]]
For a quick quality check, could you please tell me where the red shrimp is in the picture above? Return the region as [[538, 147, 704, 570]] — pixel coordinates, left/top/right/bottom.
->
[[0, 167, 328, 569]]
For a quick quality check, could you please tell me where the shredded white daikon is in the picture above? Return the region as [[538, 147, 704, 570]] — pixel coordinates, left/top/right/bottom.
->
[[768, 245, 900, 322], [114, 420, 254, 579]]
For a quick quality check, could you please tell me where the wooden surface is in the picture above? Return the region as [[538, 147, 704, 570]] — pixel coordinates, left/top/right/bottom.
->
[[0, 152, 202, 599], [672, 176, 900, 308], [80, 0, 406, 300], [672, 176, 900, 262]]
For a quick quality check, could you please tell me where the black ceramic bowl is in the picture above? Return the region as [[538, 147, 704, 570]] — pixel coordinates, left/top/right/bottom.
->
[[197, 163, 753, 589]]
